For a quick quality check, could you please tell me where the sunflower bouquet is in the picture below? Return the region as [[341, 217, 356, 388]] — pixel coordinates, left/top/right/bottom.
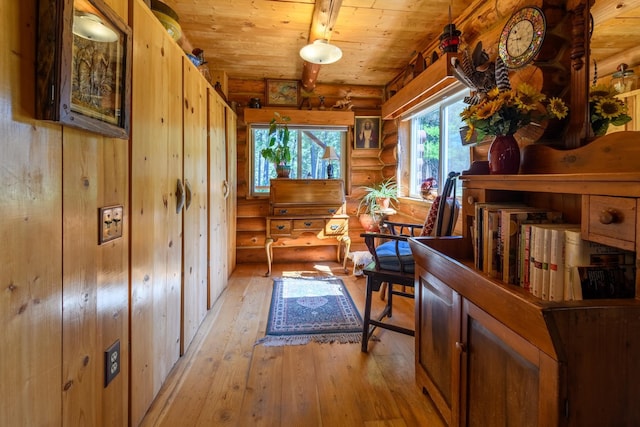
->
[[589, 84, 632, 136], [460, 83, 568, 142]]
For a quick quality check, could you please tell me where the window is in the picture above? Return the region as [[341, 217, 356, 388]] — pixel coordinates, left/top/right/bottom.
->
[[251, 125, 347, 195], [407, 86, 470, 197]]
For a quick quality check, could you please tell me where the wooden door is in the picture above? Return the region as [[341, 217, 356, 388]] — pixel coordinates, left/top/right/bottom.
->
[[207, 89, 227, 306], [415, 267, 461, 426], [225, 107, 238, 275], [460, 300, 559, 427], [181, 58, 209, 354], [129, 2, 183, 425]]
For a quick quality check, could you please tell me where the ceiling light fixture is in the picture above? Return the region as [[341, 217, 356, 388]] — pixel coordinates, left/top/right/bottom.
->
[[73, 12, 118, 42], [300, 39, 342, 65]]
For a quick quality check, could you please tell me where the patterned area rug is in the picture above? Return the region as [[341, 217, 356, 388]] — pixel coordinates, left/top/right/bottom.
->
[[256, 276, 363, 346]]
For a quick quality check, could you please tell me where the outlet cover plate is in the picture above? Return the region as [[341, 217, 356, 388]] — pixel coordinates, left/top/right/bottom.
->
[[99, 205, 123, 244], [104, 339, 121, 387]]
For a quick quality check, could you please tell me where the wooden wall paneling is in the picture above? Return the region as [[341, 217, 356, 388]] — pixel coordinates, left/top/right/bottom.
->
[[208, 89, 227, 307], [61, 129, 100, 426], [1, 4, 62, 423], [130, 1, 183, 424], [97, 136, 129, 427], [225, 108, 238, 275], [181, 57, 209, 354]]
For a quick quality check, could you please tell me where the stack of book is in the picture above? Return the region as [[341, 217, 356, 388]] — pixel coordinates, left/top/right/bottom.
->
[[472, 203, 635, 300]]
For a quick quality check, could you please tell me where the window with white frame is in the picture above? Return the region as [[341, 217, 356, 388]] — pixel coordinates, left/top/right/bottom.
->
[[251, 125, 347, 195], [407, 85, 470, 198]]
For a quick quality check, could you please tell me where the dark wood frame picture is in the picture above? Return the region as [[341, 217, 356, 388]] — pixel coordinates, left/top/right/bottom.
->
[[354, 116, 382, 149], [36, 0, 132, 139], [265, 79, 300, 107]]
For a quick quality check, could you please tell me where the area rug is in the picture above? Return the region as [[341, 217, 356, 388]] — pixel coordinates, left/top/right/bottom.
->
[[256, 276, 363, 346]]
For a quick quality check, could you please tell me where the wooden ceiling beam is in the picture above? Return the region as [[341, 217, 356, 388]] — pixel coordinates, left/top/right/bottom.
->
[[301, 0, 343, 92]]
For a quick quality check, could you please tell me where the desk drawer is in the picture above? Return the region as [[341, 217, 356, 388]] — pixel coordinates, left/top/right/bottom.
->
[[293, 219, 325, 231], [583, 195, 637, 251], [270, 220, 292, 235], [272, 205, 344, 216], [325, 218, 347, 235]]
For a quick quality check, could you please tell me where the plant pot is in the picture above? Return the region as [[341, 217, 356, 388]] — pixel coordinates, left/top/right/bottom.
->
[[488, 134, 520, 174], [359, 213, 380, 232], [275, 164, 291, 178]]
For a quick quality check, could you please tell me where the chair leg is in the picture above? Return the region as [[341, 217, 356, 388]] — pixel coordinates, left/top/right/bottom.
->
[[361, 276, 374, 353], [387, 282, 393, 318]]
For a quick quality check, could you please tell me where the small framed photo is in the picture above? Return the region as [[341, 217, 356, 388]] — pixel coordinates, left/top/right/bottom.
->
[[36, 0, 132, 139], [354, 116, 381, 149], [265, 79, 300, 107]]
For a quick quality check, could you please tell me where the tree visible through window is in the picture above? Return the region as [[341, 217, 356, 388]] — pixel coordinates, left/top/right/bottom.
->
[[251, 126, 346, 195], [409, 88, 470, 197]]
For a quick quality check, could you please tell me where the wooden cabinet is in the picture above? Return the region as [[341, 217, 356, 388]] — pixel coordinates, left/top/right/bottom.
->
[[265, 179, 350, 276], [409, 134, 640, 426]]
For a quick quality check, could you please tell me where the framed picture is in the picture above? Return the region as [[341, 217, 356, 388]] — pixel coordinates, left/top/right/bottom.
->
[[36, 0, 132, 139], [354, 116, 382, 149], [265, 79, 300, 107]]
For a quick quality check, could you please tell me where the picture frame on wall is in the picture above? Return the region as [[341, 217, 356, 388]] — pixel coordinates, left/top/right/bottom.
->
[[36, 0, 133, 139], [265, 79, 300, 107], [354, 116, 381, 149]]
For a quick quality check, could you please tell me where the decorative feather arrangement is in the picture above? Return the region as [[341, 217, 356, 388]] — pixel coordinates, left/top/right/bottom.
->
[[451, 41, 501, 104]]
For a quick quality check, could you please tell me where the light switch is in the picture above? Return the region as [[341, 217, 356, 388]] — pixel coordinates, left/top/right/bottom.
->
[[99, 205, 124, 244]]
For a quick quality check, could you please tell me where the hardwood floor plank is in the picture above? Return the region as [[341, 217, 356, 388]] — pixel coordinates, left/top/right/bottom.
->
[[140, 262, 444, 427]]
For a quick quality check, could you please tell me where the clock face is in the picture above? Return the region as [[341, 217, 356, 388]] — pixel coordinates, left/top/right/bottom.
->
[[499, 7, 546, 69]]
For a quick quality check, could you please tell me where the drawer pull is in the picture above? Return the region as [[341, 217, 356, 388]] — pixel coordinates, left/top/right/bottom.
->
[[467, 196, 475, 205], [599, 208, 620, 224], [279, 209, 288, 214], [455, 342, 467, 353], [304, 221, 312, 227], [277, 225, 285, 230], [327, 208, 337, 214], [330, 224, 339, 231]]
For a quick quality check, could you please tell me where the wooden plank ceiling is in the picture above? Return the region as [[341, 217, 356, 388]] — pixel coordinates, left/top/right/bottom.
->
[[162, 0, 640, 87]]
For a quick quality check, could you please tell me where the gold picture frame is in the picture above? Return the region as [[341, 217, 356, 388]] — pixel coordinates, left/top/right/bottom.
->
[[36, 0, 132, 139], [265, 79, 300, 107], [354, 116, 381, 149]]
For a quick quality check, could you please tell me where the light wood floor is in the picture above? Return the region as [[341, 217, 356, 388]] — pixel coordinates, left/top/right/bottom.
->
[[140, 262, 446, 427]]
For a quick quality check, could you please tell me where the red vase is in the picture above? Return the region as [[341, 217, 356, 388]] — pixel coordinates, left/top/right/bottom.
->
[[488, 134, 520, 174]]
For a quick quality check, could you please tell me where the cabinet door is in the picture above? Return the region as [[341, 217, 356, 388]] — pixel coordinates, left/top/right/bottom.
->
[[208, 89, 227, 305], [461, 300, 559, 427], [225, 108, 237, 274], [181, 58, 209, 354], [415, 268, 461, 426]]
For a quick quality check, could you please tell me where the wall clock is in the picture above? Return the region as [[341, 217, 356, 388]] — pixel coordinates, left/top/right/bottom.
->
[[498, 6, 546, 69]]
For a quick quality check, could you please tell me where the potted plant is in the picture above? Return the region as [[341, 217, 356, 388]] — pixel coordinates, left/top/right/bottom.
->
[[357, 178, 398, 232], [260, 112, 292, 178]]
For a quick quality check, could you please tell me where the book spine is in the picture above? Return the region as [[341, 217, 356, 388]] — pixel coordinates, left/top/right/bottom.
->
[[530, 225, 544, 297], [548, 228, 565, 301], [520, 224, 532, 291], [540, 227, 552, 300]]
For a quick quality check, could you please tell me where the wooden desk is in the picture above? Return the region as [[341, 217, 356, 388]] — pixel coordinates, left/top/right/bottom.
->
[[265, 179, 350, 276]]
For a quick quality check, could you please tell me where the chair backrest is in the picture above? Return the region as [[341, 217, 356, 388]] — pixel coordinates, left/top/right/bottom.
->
[[421, 171, 460, 237]]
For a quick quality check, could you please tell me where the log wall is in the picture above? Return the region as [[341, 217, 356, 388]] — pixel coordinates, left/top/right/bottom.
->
[[227, 80, 388, 262]]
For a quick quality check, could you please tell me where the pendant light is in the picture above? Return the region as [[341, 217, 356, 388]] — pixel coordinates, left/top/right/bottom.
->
[[73, 12, 118, 42], [300, 39, 342, 65]]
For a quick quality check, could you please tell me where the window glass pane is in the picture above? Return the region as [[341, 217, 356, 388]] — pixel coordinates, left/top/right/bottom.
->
[[251, 127, 345, 195], [409, 88, 470, 198]]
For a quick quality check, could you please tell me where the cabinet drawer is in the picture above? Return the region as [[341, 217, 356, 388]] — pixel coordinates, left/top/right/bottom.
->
[[293, 219, 324, 231], [272, 206, 344, 216], [270, 220, 291, 235], [584, 195, 637, 251], [324, 218, 347, 235]]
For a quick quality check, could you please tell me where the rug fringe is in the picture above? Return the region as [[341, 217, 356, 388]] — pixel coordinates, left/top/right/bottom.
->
[[255, 332, 362, 347]]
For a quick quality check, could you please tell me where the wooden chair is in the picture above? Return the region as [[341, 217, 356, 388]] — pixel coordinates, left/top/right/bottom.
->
[[360, 172, 460, 352]]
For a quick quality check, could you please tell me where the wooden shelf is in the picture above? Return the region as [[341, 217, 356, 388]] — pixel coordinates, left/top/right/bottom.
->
[[381, 52, 457, 120], [243, 107, 354, 126]]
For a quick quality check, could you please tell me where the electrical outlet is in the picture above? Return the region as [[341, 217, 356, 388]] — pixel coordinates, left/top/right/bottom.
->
[[104, 340, 120, 387]]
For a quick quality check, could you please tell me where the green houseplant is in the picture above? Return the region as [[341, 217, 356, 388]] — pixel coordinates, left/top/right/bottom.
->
[[357, 178, 398, 232], [260, 112, 292, 177]]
